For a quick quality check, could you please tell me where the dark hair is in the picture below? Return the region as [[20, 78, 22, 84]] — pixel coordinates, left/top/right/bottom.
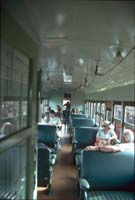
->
[[50, 110, 55, 114]]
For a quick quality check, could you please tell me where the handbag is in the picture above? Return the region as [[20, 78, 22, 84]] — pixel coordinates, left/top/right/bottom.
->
[[110, 138, 121, 145]]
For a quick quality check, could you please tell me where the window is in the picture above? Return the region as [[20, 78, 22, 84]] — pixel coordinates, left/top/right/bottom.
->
[[106, 111, 111, 121], [114, 105, 122, 120], [101, 103, 106, 124], [106, 101, 113, 121], [124, 106, 135, 133], [96, 103, 101, 125], [93, 103, 97, 119], [0, 40, 30, 139], [124, 106, 135, 126], [113, 104, 122, 139], [90, 103, 94, 118]]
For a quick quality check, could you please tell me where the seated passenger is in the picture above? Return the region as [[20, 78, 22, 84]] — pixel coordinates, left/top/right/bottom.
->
[[48, 110, 62, 128], [71, 108, 75, 114], [95, 120, 117, 146], [84, 129, 134, 152], [75, 108, 80, 114]]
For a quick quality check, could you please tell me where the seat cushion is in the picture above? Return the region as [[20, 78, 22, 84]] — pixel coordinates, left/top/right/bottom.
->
[[87, 191, 134, 200]]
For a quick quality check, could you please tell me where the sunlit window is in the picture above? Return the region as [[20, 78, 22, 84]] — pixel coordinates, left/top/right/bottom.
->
[[101, 103, 106, 124], [0, 40, 29, 139], [124, 106, 135, 126], [114, 105, 122, 120]]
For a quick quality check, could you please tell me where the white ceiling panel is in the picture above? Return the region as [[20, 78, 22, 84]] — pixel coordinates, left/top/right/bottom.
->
[[2, 0, 135, 96]]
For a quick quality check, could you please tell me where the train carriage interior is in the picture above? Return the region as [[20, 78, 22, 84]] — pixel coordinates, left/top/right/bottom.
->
[[0, 1, 135, 200]]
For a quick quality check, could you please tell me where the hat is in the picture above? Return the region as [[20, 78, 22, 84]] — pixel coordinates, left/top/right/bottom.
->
[[102, 120, 114, 129]]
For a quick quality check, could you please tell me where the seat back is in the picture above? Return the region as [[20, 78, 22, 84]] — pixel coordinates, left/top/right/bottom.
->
[[80, 150, 134, 190], [73, 127, 99, 148], [38, 124, 57, 148], [72, 118, 96, 128], [38, 143, 51, 187], [71, 113, 88, 119]]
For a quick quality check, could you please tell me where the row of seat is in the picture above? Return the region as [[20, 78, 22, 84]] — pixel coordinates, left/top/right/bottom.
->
[[37, 124, 60, 193], [69, 114, 98, 166], [69, 113, 134, 200]]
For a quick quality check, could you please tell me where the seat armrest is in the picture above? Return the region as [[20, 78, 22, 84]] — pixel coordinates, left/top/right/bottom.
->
[[50, 154, 56, 165], [56, 136, 60, 141], [72, 140, 78, 144], [79, 178, 90, 191]]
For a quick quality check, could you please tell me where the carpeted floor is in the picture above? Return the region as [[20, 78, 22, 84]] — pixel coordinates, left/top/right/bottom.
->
[[37, 136, 79, 200]]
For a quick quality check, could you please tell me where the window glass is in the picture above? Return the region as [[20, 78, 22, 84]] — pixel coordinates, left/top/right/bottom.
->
[[87, 102, 90, 116], [85, 102, 88, 115], [96, 103, 101, 125], [0, 40, 29, 139], [114, 105, 122, 120], [101, 103, 106, 123], [90, 103, 94, 118], [106, 111, 111, 121], [124, 106, 135, 126], [0, 101, 19, 137], [93, 103, 96, 119], [21, 101, 28, 128]]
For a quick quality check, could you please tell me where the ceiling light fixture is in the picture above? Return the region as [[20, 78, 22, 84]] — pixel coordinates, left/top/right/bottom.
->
[[79, 58, 84, 65]]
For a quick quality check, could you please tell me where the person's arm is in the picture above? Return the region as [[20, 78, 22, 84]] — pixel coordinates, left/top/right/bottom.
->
[[85, 145, 121, 152], [100, 145, 121, 152], [84, 145, 99, 151], [107, 130, 118, 144]]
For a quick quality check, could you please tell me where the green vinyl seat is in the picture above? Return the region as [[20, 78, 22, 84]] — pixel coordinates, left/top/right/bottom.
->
[[79, 150, 134, 200]]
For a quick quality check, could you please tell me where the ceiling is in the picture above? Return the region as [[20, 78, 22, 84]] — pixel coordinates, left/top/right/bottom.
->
[[2, 0, 135, 96]]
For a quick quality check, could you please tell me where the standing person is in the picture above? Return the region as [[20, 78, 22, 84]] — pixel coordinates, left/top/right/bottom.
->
[[63, 101, 71, 124], [56, 105, 62, 119]]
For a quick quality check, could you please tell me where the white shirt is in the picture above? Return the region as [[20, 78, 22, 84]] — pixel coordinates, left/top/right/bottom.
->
[[49, 116, 61, 126], [96, 128, 117, 140]]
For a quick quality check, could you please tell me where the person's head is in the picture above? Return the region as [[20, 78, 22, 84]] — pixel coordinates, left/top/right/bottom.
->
[[49, 110, 56, 117], [71, 108, 75, 113], [121, 129, 134, 143], [101, 120, 114, 131]]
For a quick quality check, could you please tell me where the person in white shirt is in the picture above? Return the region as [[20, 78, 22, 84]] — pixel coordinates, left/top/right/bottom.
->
[[48, 110, 62, 127], [95, 120, 117, 146]]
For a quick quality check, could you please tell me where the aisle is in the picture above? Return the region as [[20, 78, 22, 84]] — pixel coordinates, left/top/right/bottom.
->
[[37, 130, 79, 200]]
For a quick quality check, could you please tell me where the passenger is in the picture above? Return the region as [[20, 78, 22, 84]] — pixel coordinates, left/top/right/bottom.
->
[[63, 101, 71, 124], [71, 108, 75, 114], [63, 101, 71, 111], [84, 129, 134, 152], [56, 105, 62, 118], [95, 120, 117, 146], [75, 108, 80, 114], [48, 109, 62, 128]]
